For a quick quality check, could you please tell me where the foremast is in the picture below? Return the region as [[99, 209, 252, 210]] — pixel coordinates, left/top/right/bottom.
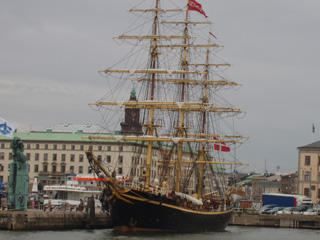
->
[[146, 0, 159, 188]]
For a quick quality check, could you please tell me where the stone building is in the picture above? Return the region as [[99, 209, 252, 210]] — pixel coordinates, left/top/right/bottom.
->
[[0, 123, 228, 194], [297, 141, 320, 204], [0, 123, 152, 187], [251, 175, 282, 202], [281, 172, 298, 195]]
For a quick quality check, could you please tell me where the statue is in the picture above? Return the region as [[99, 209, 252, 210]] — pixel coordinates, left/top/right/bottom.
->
[[8, 137, 29, 211]]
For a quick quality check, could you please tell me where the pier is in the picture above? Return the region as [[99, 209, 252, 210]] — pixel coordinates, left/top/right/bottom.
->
[[229, 214, 320, 229], [2, 210, 320, 230], [0, 209, 112, 230]]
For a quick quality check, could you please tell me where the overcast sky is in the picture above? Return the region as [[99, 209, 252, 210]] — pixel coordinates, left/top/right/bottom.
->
[[1, 0, 320, 174]]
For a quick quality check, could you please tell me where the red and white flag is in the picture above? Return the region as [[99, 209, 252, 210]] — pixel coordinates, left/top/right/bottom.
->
[[189, 0, 208, 18], [213, 137, 230, 152]]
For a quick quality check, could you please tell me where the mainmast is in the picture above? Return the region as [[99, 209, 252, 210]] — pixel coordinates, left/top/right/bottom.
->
[[145, 0, 160, 188], [174, 0, 191, 193]]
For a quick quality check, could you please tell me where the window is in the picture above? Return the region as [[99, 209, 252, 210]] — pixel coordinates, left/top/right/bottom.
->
[[9, 153, 13, 160], [0, 153, 4, 160], [71, 145, 75, 150], [44, 144, 48, 150], [34, 165, 39, 173], [44, 153, 48, 161], [70, 166, 74, 173], [119, 146, 123, 152], [62, 145, 66, 150], [79, 155, 83, 162], [305, 156, 311, 166], [304, 171, 310, 181], [0, 143, 4, 148], [35, 153, 39, 161], [61, 165, 65, 173], [43, 165, 48, 172], [106, 155, 111, 163], [98, 146, 102, 151], [0, 164, 4, 172], [79, 166, 83, 174], [80, 145, 84, 151], [311, 185, 316, 191], [118, 167, 123, 174], [107, 146, 111, 151], [70, 154, 75, 162], [304, 188, 310, 197], [36, 144, 39, 149], [61, 154, 66, 161], [26, 153, 30, 160], [53, 144, 57, 150], [27, 144, 30, 149], [53, 154, 57, 161], [52, 165, 57, 173], [88, 166, 92, 174], [118, 156, 123, 164]]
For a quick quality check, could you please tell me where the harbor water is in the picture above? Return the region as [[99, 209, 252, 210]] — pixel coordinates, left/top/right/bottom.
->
[[0, 226, 320, 240]]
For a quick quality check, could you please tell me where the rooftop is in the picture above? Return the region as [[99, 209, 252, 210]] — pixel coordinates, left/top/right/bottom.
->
[[298, 140, 320, 149], [33, 123, 110, 134]]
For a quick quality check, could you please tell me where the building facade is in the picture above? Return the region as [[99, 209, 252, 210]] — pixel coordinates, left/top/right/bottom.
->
[[0, 123, 228, 194], [250, 175, 282, 202], [0, 124, 152, 188], [297, 141, 320, 204], [281, 172, 298, 195]]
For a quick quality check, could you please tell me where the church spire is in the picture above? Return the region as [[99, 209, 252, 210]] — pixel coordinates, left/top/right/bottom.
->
[[130, 88, 137, 101]]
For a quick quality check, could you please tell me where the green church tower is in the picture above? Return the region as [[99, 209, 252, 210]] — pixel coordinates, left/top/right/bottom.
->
[[8, 137, 29, 211]]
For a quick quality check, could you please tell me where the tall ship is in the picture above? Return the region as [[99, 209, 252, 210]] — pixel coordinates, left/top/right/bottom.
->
[[85, 0, 248, 232]]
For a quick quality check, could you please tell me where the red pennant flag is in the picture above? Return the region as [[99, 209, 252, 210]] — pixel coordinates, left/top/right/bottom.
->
[[189, 0, 208, 18], [209, 32, 217, 39], [213, 137, 230, 152]]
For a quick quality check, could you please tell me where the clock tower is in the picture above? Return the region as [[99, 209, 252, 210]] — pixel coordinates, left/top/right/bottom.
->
[[120, 88, 143, 135]]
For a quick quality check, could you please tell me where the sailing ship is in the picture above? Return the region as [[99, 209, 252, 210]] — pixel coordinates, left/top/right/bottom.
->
[[85, 0, 248, 232]]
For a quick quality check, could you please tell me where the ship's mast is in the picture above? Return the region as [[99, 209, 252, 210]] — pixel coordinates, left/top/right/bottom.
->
[[174, 0, 191, 193], [145, 0, 160, 187], [197, 38, 211, 198]]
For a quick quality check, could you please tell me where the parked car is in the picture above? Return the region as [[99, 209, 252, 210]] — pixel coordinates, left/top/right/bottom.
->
[[260, 204, 277, 214], [291, 206, 309, 214], [277, 207, 295, 214], [302, 208, 318, 215], [291, 207, 303, 214], [269, 206, 284, 215]]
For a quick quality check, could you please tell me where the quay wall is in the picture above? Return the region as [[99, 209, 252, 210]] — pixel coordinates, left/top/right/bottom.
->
[[2, 210, 320, 231], [229, 214, 320, 229], [0, 210, 112, 230]]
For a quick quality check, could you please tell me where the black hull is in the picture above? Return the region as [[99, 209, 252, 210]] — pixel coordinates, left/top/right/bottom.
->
[[109, 190, 233, 232]]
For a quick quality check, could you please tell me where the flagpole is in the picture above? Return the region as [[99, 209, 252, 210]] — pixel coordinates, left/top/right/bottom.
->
[[312, 124, 315, 142]]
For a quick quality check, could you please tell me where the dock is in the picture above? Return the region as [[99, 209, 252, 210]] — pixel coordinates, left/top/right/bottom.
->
[[2, 209, 320, 231], [229, 214, 320, 229], [0, 209, 112, 230]]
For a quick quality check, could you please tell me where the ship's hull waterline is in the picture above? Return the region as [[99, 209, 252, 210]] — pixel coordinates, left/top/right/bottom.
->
[[109, 189, 233, 232]]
